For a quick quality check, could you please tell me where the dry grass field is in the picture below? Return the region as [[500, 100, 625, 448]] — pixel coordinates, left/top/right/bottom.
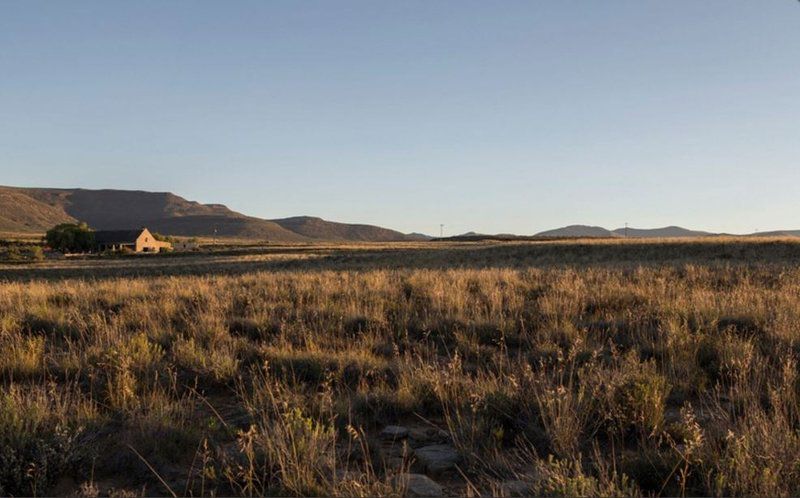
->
[[2, 238, 800, 496]]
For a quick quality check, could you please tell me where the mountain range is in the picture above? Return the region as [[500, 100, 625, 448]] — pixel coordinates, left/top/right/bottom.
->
[[534, 225, 800, 238], [3, 186, 798, 242], [532, 225, 800, 238], [451, 225, 800, 240], [0, 186, 426, 242], [532, 225, 715, 238]]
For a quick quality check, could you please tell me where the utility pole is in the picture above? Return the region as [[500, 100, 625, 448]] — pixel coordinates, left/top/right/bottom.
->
[[624, 222, 628, 238], [440, 224, 445, 238]]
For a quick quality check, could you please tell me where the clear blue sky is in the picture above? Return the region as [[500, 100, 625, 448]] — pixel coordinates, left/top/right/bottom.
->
[[1, 1, 798, 235]]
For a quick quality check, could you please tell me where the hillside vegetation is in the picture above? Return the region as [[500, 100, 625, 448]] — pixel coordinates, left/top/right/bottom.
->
[[0, 187, 424, 242], [2, 239, 800, 496], [0, 189, 75, 232], [271, 216, 420, 242], [1, 187, 306, 241]]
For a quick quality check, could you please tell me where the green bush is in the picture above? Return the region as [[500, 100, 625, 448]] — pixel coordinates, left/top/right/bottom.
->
[[603, 362, 670, 437], [45, 223, 95, 253]]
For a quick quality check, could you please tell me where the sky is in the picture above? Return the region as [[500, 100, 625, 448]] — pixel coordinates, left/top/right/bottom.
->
[[1, 1, 798, 236]]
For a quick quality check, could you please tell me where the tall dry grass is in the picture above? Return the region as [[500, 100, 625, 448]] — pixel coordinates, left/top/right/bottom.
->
[[1, 240, 800, 495]]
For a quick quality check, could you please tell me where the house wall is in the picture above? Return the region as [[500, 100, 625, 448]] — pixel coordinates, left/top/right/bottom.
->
[[134, 229, 172, 253], [95, 229, 173, 253]]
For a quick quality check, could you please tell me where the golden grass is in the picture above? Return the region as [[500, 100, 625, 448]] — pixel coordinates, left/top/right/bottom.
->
[[0, 238, 800, 495]]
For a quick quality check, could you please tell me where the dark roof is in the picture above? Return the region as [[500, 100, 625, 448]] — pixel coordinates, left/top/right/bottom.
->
[[94, 229, 145, 244]]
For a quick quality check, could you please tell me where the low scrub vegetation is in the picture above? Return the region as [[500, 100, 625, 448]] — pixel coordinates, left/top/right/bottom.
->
[[1, 240, 800, 495], [0, 243, 44, 263]]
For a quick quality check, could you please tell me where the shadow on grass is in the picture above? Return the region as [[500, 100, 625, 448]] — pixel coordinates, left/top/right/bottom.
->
[[2, 239, 800, 282]]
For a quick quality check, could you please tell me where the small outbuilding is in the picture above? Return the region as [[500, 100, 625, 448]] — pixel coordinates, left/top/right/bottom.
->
[[94, 228, 171, 253]]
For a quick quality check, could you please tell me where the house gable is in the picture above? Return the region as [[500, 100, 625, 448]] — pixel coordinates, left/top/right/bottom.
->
[[94, 228, 171, 252]]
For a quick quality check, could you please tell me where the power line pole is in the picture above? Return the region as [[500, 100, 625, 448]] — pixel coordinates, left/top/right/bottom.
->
[[624, 222, 628, 238], [440, 224, 444, 238]]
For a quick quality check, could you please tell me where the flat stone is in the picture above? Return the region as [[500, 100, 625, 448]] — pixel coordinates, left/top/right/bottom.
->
[[381, 425, 410, 440], [408, 438, 425, 449], [393, 473, 443, 497], [409, 428, 435, 440], [408, 428, 439, 447], [408, 428, 452, 448], [414, 444, 460, 474]]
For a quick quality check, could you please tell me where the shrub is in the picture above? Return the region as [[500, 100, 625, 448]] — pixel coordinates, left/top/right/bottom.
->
[[45, 223, 95, 253], [0, 245, 44, 262], [0, 385, 93, 496], [226, 369, 394, 496], [611, 366, 670, 436], [534, 454, 641, 497]]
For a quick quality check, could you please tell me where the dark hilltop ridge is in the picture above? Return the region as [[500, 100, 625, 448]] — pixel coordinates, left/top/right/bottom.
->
[[0, 186, 426, 242], [535, 225, 620, 238], [610, 226, 714, 238], [270, 216, 431, 242]]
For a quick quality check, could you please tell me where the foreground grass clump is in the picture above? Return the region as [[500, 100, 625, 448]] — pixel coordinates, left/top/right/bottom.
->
[[0, 384, 96, 496], [2, 240, 800, 496]]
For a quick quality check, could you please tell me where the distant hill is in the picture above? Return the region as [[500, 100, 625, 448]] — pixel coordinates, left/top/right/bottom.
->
[[438, 232, 545, 242], [406, 232, 434, 241], [748, 230, 800, 237], [611, 226, 714, 238], [535, 225, 620, 238], [7, 185, 799, 242], [0, 188, 75, 232], [270, 216, 421, 242], [0, 186, 423, 242], [3, 187, 307, 241]]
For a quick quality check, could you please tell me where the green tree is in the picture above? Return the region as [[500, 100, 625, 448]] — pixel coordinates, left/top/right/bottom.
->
[[45, 223, 95, 253], [152, 232, 176, 243]]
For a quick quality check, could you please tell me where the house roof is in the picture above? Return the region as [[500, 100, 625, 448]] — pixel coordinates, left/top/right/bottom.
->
[[94, 229, 146, 244]]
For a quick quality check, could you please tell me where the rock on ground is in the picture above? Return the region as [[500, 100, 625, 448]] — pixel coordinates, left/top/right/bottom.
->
[[413, 444, 460, 474], [381, 425, 410, 440], [393, 473, 443, 497], [408, 427, 450, 447]]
